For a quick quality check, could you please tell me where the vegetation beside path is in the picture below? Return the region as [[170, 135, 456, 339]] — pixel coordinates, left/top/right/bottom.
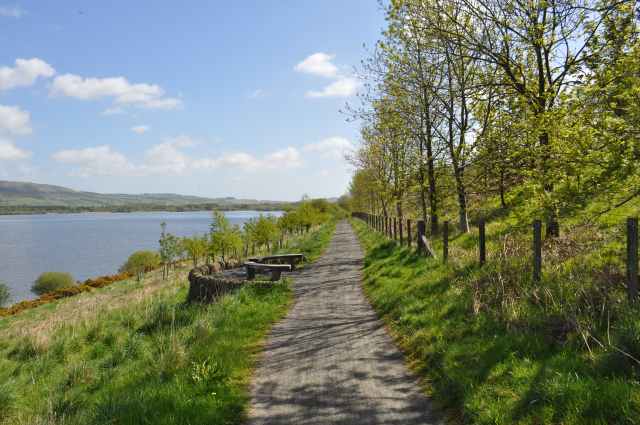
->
[[0, 220, 336, 425], [351, 218, 640, 425]]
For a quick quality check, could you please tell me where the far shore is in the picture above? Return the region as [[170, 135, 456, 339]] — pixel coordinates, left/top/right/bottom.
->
[[0, 204, 291, 216]]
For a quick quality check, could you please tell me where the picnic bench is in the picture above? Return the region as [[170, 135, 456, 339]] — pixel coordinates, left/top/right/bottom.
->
[[247, 253, 306, 270], [244, 261, 292, 281]]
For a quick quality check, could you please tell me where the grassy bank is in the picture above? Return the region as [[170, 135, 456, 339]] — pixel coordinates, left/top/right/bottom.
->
[[0, 221, 335, 425], [351, 218, 640, 425]]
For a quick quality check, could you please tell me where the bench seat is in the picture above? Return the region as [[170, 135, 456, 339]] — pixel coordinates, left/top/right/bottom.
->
[[244, 261, 292, 281], [248, 253, 305, 270]]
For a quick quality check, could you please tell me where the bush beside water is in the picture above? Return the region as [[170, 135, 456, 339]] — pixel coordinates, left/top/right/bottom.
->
[[31, 272, 75, 295]]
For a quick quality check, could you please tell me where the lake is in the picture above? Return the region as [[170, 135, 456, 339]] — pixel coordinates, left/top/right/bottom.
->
[[0, 210, 281, 304]]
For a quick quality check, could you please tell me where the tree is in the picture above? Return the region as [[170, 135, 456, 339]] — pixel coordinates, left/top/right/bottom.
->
[[423, 0, 637, 234], [119, 251, 161, 282], [159, 222, 181, 279], [32, 272, 75, 295], [242, 218, 258, 256], [209, 211, 243, 266], [347, 0, 640, 237], [0, 281, 10, 307], [253, 215, 280, 251], [182, 236, 208, 266]]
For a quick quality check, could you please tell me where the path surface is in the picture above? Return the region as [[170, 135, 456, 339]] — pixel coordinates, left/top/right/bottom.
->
[[247, 221, 441, 425]]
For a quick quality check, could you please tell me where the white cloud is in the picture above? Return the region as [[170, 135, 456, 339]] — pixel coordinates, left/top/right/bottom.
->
[[131, 125, 150, 134], [306, 76, 359, 98], [294, 53, 338, 78], [0, 139, 30, 160], [50, 74, 182, 110], [0, 105, 32, 135], [52, 145, 136, 177], [0, 5, 25, 18], [142, 97, 182, 110], [164, 135, 197, 148], [195, 147, 302, 172], [295, 53, 359, 98], [143, 141, 189, 174], [304, 136, 354, 160], [52, 140, 300, 177], [0, 58, 55, 91], [265, 147, 302, 167]]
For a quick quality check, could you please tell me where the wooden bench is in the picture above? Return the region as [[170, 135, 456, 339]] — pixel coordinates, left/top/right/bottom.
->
[[244, 261, 292, 281], [248, 253, 305, 270]]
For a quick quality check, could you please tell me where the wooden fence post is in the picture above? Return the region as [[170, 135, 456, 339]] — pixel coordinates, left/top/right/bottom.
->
[[393, 218, 398, 241], [533, 220, 542, 282], [417, 220, 426, 253], [407, 219, 412, 248], [431, 215, 438, 236], [399, 219, 404, 244], [386, 217, 390, 238], [479, 218, 486, 266], [443, 220, 449, 263], [627, 217, 638, 301]]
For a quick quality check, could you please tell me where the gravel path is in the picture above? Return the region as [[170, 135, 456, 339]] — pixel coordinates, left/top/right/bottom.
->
[[247, 221, 441, 425]]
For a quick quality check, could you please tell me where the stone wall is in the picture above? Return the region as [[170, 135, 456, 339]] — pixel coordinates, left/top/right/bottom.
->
[[187, 265, 279, 303]]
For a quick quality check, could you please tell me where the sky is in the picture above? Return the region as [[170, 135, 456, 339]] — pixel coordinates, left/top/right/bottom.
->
[[0, 1, 384, 201]]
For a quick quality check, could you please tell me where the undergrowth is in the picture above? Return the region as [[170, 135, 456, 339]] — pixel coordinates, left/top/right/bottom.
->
[[351, 217, 640, 425]]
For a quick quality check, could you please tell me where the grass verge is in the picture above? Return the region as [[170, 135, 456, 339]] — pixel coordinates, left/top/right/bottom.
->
[[0, 221, 335, 425], [351, 218, 640, 425]]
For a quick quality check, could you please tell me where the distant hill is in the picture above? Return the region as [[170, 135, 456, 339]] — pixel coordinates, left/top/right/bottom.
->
[[0, 180, 287, 213]]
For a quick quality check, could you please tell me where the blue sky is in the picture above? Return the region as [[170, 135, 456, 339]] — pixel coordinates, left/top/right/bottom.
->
[[0, 1, 384, 201]]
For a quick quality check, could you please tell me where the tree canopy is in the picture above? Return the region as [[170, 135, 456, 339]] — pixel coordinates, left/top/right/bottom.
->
[[347, 0, 639, 235]]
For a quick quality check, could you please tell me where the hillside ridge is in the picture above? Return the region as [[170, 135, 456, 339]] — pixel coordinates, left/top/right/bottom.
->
[[0, 180, 282, 208]]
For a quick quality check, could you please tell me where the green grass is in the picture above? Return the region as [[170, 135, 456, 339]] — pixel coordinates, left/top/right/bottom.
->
[[276, 220, 336, 264], [351, 218, 640, 425], [0, 221, 335, 425]]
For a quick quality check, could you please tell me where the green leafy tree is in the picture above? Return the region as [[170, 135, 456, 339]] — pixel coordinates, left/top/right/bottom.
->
[[0, 281, 10, 307], [119, 250, 161, 282], [32, 272, 75, 295], [253, 215, 280, 251], [209, 211, 243, 266], [183, 236, 208, 266], [242, 218, 258, 256], [159, 222, 181, 279]]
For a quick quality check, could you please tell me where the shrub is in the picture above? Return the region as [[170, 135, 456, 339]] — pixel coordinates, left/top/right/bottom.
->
[[0, 281, 10, 307], [0, 272, 133, 317], [119, 250, 161, 281], [32, 272, 75, 295]]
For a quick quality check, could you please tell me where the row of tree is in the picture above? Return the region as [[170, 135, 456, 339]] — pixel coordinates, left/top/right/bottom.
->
[[347, 0, 639, 236], [158, 199, 340, 278]]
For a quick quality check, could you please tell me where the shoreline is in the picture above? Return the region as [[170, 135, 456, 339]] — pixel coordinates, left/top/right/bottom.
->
[[0, 204, 291, 216]]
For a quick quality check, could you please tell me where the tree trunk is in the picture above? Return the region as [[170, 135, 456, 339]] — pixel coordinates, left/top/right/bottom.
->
[[426, 132, 438, 235], [499, 167, 506, 209], [453, 161, 469, 233]]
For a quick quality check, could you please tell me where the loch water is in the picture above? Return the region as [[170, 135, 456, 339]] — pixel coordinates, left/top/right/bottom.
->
[[0, 210, 281, 303]]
